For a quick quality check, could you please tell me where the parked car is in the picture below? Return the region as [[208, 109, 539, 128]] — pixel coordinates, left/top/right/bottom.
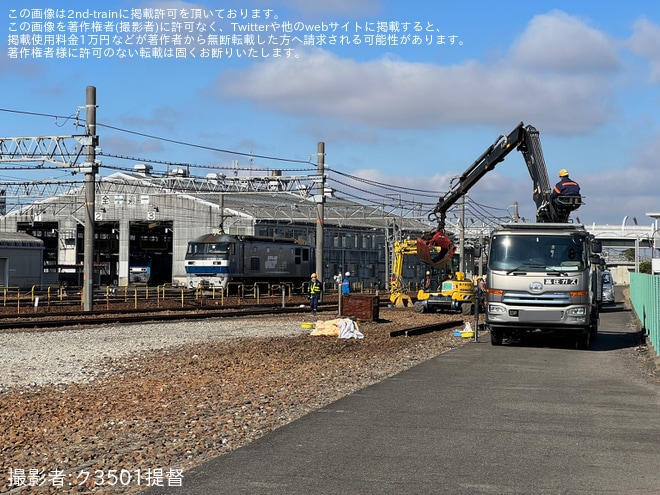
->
[[602, 270, 615, 304]]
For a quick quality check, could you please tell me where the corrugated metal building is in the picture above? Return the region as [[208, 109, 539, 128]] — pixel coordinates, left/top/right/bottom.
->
[[0, 232, 44, 288], [0, 168, 438, 288]]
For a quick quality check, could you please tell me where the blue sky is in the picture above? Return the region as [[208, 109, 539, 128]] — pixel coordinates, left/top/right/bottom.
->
[[2, 0, 660, 228]]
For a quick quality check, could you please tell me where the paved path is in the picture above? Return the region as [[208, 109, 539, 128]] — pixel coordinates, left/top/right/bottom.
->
[[143, 296, 660, 495]]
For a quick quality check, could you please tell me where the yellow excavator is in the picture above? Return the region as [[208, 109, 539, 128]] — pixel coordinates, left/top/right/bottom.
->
[[415, 270, 475, 315], [389, 239, 475, 315], [389, 239, 418, 307]]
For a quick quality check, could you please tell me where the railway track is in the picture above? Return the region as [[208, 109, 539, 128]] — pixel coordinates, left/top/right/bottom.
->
[[0, 303, 344, 331], [0, 300, 468, 339], [0, 292, 468, 339]]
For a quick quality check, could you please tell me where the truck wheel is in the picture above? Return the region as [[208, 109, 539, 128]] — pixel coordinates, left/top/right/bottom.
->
[[576, 331, 590, 350], [461, 303, 473, 316], [413, 301, 426, 313], [490, 328, 503, 346]]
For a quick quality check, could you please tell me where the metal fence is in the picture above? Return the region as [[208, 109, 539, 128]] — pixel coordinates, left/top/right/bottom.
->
[[629, 272, 660, 358]]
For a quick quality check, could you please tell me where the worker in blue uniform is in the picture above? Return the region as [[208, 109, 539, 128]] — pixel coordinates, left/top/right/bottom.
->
[[341, 272, 351, 295], [552, 169, 580, 199]]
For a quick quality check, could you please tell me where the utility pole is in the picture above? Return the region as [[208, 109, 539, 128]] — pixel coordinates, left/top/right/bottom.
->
[[315, 142, 325, 284], [0, 86, 97, 310], [511, 202, 520, 222], [83, 86, 98, 311]]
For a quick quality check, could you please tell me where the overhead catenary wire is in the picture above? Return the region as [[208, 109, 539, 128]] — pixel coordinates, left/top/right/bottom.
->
[[0, 105, 513, 227], [0, 107, 314, 167], [0, 105, 446, 201], [96, 122, 314, 165], [328, 167, 443, 197]]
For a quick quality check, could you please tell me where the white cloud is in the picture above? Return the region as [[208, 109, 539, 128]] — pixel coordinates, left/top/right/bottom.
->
[[213, 10, 618, 134], [627, 17, 660, 84], [553, 130, 660, 225], [118, 106, 180, 131], [509, 10, 620, 74], [102, 135, 165, 155]]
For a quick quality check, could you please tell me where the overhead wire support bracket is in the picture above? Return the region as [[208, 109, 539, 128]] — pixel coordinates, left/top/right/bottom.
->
[[0, 135, 89, 168]]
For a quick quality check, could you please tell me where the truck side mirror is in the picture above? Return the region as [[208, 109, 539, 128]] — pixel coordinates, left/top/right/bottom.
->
[[591, 239, 602, 253]]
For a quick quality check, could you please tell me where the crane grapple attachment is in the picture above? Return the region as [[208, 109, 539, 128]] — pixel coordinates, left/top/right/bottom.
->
[[416, 230, 456, 268]]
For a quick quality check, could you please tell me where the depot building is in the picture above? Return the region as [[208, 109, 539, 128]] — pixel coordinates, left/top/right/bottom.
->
[[0, 166, 447, 289]]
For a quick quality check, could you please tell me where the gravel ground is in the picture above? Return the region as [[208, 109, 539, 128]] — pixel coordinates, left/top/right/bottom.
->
[[0, 318, 315, 389], [0, 308, 471, 494]]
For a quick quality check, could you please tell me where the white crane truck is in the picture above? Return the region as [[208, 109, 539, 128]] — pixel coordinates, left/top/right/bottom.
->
[[417, 122, 602, 348]]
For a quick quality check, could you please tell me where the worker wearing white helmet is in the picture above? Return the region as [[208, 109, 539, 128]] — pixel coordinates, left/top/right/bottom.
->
[[342, 271, 351, 295]]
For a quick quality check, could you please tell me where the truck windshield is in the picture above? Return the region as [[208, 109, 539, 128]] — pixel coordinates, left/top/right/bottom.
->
[[489, 234, 586, 272]]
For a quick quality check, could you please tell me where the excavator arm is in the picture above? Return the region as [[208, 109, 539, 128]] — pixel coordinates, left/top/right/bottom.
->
[[389, 240, 419, 307], [417, 122, 581, 268], [390, 239, 446, 307]]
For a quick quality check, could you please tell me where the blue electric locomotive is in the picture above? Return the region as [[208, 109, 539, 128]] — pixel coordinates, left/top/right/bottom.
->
[[184, 233, 314, 291]]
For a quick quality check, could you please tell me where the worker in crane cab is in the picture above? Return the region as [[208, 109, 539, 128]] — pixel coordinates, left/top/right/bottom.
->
[[552, 169, 580, 199]]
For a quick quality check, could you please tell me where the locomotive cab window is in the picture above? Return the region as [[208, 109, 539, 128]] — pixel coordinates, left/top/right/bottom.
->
[[207, 243, 229, 255]]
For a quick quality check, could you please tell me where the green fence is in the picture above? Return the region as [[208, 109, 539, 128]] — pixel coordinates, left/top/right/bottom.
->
[[629, 272, 660, 357]]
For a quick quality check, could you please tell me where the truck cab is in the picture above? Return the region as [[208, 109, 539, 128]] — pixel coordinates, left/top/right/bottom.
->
[[486, 223, 601, 348]]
